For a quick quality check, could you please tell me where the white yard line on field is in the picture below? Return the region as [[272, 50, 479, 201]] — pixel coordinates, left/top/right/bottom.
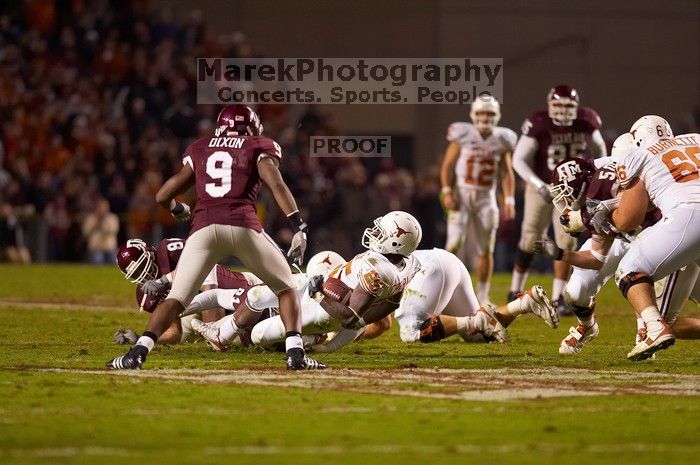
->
[[30, 367, 700, 401], [0, 299, 131, 312]]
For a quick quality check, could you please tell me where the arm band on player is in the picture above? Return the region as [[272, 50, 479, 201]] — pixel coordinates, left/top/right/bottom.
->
[[170, 202, 185, 215], [505, 196, 515, 206], [286, 211, 307, 232], [590, 249, 607, 263], [441, 186, 453, 194]]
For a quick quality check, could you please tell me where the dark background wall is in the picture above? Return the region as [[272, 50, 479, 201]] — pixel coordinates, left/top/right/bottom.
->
[[169, 0, 700, 165]]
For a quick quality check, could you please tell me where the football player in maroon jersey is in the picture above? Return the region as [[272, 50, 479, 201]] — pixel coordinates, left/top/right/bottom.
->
[[509, 85, 607, 315], [107, 105, 325, 370], [114, 237, 260, 346]]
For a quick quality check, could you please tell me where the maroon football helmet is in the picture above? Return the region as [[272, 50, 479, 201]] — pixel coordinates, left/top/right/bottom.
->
[[116, 239, 159, 285], [215, 104, 263, 137], [547, 85, 579, 126], [550, 157, 596, 212]]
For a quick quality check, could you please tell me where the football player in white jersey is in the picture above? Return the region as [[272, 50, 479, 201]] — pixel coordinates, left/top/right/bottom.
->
[[187, 250, 345, 350], [440, 96, 517, 304], [590, 115, 700, 360], [395, 248, 558, 345], [251, 211, 423, 349]]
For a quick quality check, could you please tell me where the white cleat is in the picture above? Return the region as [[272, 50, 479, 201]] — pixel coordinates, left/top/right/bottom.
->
[[523, 285, 559, 329], [559, 320, 599, 354], [627, 320, 674, 361], [635, 326, 655, 360], [476, 305, 510, 343], [192, 318, 229, 352]]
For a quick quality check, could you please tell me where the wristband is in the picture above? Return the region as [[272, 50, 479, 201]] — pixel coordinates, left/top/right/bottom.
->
[[505, 196, 515, 207], [170, 203, 184, 215], [286, 211, 307, 232], [554, 247, 564, 261], [441, 186, 453, 194], [590, 249, 607, 263]]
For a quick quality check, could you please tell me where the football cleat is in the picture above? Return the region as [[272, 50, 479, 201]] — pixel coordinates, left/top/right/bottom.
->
[[554, 296, 575, 316], [522, 285, 559, 329], [627, 320, 674, 361], [506, 291, 519, 303], [476, 305, 510, 343], [106, 345, 148, 370], [191, 319, 229, 352], [559, 321, 599, 354], [635, 326, 655, 360], [286, 347, 327, 370]]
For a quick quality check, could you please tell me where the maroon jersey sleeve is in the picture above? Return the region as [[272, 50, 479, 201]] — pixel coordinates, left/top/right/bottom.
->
[[155, 238, 186, 274], [521, 111, 549, 139], [215, 267, 255, 312], [577, 107, 602, 132], [255, 137, 282, 162]]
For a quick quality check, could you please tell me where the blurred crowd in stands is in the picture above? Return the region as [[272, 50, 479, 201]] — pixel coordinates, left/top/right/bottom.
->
[[1, 1, 699, 270]]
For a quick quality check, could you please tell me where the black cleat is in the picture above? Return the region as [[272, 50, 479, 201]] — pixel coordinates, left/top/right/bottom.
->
[[286, 347, 327, 370], [554, 297, 575, 316], [106, 345, 148, 370]]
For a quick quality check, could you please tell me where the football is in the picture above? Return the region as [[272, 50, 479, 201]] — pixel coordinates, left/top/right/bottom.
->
[[322, 277, 352, 305]]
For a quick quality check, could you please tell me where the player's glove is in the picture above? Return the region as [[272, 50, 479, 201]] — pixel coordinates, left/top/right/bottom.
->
[[532, 239, 564, 261], [584, 199, 616, 235], [114, 328, 139, 345], [142, 275, 170, 296], [308, 274, 325, 302], [286, 211, 308, 265], [170, 202, 191, 222]]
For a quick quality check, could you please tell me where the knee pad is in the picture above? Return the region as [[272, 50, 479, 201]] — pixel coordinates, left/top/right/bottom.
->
[[515, 248, 534, 270], [618, 272, 654, 299], [419, 316, 445, 343]]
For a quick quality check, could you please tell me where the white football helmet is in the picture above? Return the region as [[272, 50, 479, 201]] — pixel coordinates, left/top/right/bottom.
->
[[305, 251, 345, 279], [470, 95, 501, 131], [610, 132, 636, 162], [361, 211, 422, 257], [629, 115, 673, 148]]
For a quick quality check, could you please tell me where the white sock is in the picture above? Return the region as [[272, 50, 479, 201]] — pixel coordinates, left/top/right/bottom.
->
[[510, 271, 528, 293], [506, 296, 528, 316], [477, 281, 491, 303], [285, 334, 304, 352], [217, 314, 240, 342], [640, 306, 664, 334], [455, 315, 476, 336], [136, 335, 155, 352], [552, 278, 567, 301]]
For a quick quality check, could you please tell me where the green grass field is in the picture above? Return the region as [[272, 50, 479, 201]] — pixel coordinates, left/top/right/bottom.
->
[[1, 264, 699, 465]]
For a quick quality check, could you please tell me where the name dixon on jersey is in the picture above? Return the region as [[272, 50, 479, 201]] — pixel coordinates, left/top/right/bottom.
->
[[208, 137, 245, 148]]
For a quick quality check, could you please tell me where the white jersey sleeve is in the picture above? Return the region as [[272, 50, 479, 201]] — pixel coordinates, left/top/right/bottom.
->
[[335, 251, 421, 300], [496, 127, 518, 152], [446, 122, 471, 143]]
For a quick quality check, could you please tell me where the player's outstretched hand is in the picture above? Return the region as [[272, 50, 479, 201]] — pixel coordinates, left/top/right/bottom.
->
[[287, 229, 307, 265], [142, 275, 170, 296], [170, 202, 191, 222], [532, 239, 564, 260]]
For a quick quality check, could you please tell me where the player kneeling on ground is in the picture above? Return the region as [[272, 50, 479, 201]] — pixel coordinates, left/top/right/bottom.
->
[[395, 248, 558, 345]]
